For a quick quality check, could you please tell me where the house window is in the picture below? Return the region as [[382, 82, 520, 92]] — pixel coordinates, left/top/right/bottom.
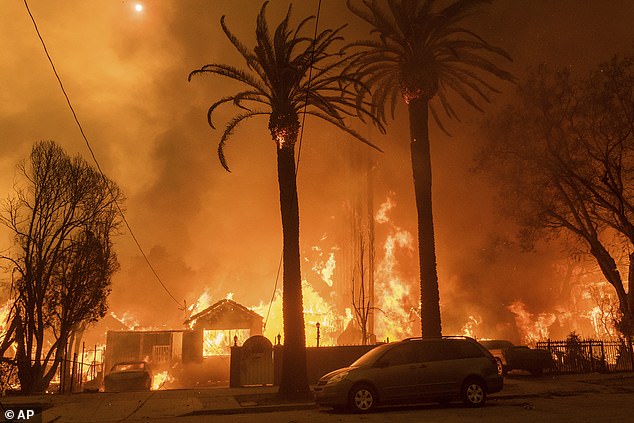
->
[[203, 329, 251, 356]]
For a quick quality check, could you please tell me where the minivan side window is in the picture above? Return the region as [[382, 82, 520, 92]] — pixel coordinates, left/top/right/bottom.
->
[[417, 340, 485, 362], [457, 340, 486, 358], [417, 341, 447, 362], [376, 344, 417, 367]]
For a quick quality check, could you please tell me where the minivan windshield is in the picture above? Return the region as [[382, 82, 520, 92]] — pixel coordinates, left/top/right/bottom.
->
[[350, 343, 392, 367]]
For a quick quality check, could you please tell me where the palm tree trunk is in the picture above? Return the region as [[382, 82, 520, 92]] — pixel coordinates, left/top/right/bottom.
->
[[276, 142, 310, 396], [408, 98, 442, 339]]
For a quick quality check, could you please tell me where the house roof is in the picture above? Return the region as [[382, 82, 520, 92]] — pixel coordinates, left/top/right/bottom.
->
[[184, 298, 262, 327]]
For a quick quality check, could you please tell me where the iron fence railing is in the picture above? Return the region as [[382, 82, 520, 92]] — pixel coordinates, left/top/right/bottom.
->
[[536, 338, 634, 374]]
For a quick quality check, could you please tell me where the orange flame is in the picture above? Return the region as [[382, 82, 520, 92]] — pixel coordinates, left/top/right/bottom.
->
[[109, 311, 140, 331], [373, 196, 418, 341], [461, 315, 482, 338], [508, 301, 556, 346], [152, 370, 174, 390]]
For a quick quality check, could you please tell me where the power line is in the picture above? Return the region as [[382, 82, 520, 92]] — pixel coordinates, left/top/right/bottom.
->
[[295, 0, 323, 173], [23, 0, 184, 310]]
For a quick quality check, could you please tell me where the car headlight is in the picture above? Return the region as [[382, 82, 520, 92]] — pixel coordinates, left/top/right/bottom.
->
[[326, 371, 349, 385]]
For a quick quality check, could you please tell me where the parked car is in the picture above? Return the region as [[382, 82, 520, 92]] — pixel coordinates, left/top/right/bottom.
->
[[314, 336, 503, 412], [479, 340, 554, 375], [104, 361, 153, 392]]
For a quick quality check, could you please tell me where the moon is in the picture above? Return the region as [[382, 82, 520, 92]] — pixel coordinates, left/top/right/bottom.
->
[[134, 3, 144, 13]]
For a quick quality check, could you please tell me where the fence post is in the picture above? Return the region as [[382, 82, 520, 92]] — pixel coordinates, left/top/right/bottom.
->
[[629, 337, 634, 372], [80, 342, 85, 392], [600, 341, 606, 373], [69, 353, 77, 394]]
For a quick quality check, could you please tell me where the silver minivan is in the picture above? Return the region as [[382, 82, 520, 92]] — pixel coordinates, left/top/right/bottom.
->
[[314, 336, 503, 412]]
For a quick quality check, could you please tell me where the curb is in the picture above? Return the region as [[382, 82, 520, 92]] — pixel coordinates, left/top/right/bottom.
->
[[183, 402, 318, 416]]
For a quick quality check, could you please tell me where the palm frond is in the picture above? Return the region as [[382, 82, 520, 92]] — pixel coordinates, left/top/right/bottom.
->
[[218, 111, 269, 172], [191, 0, 386, 170], [188, 64, 270, 95], [206, 92, 270, 129], [429, 103, 452, 136], [346, 0, 513, 127], [220, 16, 267, 81]]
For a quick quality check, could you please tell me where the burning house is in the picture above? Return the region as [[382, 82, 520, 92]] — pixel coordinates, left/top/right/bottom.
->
[[185, 298, 263, 358], [102, 298, 264, 388], [104, 330, 183, 373]]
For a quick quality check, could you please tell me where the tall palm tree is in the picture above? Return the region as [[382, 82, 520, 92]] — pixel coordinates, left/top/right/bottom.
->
[[189, 2, 382, 396], [346, 0, 514, 338]]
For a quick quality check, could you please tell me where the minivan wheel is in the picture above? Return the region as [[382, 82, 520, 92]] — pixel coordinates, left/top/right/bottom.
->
[[349, 384, 376, 413], [462, 379, 486, 407]]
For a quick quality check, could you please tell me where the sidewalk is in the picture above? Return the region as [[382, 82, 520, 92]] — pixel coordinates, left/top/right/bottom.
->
[[1, 372, 633, 422]]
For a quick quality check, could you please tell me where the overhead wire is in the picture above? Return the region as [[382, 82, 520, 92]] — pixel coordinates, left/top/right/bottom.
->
[[23, 0, 184, 310]]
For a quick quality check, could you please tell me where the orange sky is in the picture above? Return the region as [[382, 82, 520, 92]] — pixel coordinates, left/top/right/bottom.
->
[[2, 0, 634, 343]]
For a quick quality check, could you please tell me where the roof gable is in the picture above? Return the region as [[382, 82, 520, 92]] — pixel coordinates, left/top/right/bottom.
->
[[185, 298, 262, 329]]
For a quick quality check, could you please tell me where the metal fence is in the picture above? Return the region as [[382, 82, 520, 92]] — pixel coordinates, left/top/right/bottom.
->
[[59, 345, 104, 393], [0, 345, 104, 394], [536, 338, 634, 374]]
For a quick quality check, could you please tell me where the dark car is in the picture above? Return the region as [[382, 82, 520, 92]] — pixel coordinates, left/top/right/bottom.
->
[[479, 340, 554, 375], [104, 361, 153, 392], [314, 336, 503, 412]]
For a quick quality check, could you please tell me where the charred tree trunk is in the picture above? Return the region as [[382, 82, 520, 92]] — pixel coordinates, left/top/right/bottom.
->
[[408, 98, 442, 339], [275, 140, 309, 396]]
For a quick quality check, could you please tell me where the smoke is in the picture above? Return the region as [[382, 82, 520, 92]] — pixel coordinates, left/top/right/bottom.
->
[[2, 1, 634, 345]]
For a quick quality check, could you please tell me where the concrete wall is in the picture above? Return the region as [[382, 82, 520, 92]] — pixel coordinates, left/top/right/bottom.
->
[[269, 344, 379, 386], [305, 345, 378, 383]]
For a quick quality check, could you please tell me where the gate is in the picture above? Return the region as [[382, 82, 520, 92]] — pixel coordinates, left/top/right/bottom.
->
[[239, 335, 273, 386]]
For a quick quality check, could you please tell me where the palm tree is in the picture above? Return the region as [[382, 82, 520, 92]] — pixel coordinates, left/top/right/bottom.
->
[[189, 2, 382, 396], [346, 0, 514, 338]]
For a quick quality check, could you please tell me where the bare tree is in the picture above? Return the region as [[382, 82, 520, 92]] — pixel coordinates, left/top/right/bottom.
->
[[0, 141, 122, 394], [350, 155, 376, 345], [478, 56, 634, 336]]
